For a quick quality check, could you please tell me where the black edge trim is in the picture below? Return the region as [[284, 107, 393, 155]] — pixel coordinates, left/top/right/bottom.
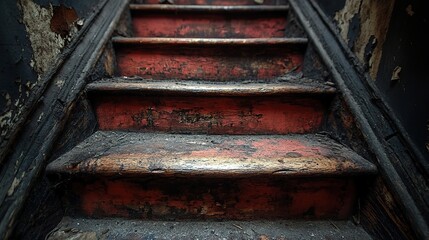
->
[[288, 0, 429, 239], [0, 0, 130, 238]]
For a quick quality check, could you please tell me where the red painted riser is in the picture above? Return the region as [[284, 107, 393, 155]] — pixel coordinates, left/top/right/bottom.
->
[[93, 95, 328, 134], [115, 45, 304, 81], [64, 177, 356, 220], [132, 13, 287, 38], [136, 0, 288, 5]]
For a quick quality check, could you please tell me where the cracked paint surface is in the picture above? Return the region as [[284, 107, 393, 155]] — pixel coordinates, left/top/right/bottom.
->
[[334, 0, 395, 80]]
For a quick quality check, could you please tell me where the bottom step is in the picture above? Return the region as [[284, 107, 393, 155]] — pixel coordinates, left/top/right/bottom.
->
[[47, 218, 372, 240]]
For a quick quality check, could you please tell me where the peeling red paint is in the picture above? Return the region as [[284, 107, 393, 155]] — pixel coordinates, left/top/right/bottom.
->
[[71, 177, 356, 220], [115, 44, 304, 81], [132, 13, 287, 38], [94, 95, 326, 134], [139, 0, 287, 5]]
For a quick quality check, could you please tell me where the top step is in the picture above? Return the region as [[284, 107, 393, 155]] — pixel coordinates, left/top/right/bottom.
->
[[134, 0, 288, 6], [130, 5, 291, 38]]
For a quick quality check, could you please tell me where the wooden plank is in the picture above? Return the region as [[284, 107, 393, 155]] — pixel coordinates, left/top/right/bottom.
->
[[113, 37, 307, 81], [63, 177, 357, 220], [87, 79, 337, 96], [46, 131, 377, 177], [135, 0, 288, 5], [49, 218, 373, 240], [0, 1, 130, 239], [131, 10, 288, 38], [113, 37, 308, 45], [92, 95, 328, 134], [129, 4, 290, 12]]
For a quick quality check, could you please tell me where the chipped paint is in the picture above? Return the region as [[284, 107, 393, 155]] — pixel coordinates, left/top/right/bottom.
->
[[18, 0, 78, 75], [334, 0, 395, 80], [391, 66, 401, 81], [7, 172, 26, 196]]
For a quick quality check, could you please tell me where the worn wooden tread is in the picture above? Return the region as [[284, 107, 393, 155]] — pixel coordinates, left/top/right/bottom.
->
[[130, 4, 290, 12], [48, 217, 373, 240], [87, 78, 336, 96], [135, 0, 288, 5], [112, 37, 308, 46], [47, 131, 376, 177]]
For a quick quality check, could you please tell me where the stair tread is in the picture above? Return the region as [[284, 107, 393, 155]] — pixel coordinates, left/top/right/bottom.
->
[[48, 217, 373, 240], [136, 0, 288, 6], [130, 4, 290, 12], [87, 78, 336, 96], [112, 37, 308, 46], [47, 131, 376, 177]]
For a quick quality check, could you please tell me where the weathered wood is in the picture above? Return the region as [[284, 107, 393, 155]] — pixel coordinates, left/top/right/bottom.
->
[[289, 0, 429, 238], [87, 79, 336, 96], [131, 8, 288, 38], [0, 0, 130, 239], [130, 4, 290, 12], [113, 37, 307, 81], [48, 218, 373, 240], [134, 0, 288, 5], [62, 177, 357, 220], [92, 95, 328, 134], [46, 131, 377, 177], [113, 37, 308, 45]]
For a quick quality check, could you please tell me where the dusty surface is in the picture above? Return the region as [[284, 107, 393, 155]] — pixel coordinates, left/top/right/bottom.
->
[[46, 132, 374, 220], [47, 218, 372, 240], [47, 131, 376, 177]]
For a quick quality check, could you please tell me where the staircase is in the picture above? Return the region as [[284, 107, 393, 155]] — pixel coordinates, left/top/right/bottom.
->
[[46, 0, 377, 239]]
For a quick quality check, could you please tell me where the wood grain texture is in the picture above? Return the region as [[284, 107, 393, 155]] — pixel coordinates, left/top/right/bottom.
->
[[113, 37, 307, 81], [87, 79, 337, 96], [131, 6, 288, 38], [46, 131, 377, 177]]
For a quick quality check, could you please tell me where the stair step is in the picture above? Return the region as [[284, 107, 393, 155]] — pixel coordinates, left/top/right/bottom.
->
[[48, 218, 373, 240], [135, 0, 288, 5], [46, 132, 376, 220], [87, 78, 336, 96], [88, 79, 334, 134], [113, 37, 307, 81], [130, 5, 289, 38], [47, 131, 376, 177]]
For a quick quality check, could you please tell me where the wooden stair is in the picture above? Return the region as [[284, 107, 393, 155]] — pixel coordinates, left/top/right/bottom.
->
[[89, 79, 334, 134], [46, 0, 377, 238]]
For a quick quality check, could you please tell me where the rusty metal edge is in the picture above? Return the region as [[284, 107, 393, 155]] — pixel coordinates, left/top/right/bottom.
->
[[0, 0, 131, 239], [288, 0, 429, 239]]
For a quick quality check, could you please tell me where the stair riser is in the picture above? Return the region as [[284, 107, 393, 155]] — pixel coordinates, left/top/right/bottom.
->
[[132, 13, 287, 38], [115, 45, 304, 81], [93, 95, 328, 134], [62, 177, 356, 220], [137, 0, 288, 5]]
